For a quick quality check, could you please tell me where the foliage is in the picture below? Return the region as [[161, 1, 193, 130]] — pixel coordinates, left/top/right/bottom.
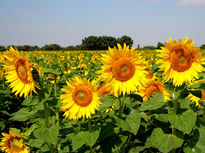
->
[[0, 46, 6, 51], [200, 44, 205, 50], [118, 35, 133, 48], [0, 49, 205, 153], [157, 42, 164, 49], [81, 35, 133, 50], [41, 44, 61, 51]]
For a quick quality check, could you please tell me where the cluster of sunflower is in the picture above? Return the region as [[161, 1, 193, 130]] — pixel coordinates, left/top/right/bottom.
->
[[0, 36, 204, 152]]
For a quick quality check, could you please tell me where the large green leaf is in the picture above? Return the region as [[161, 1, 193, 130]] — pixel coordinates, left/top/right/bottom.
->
[[70, 130, 100, 151], [139, 93, 166, 111], [0, 89, 10, 95], [114, 110, 141, 135], [99, 94, 117, 112], [68, 133, 84, 151], [146, 128, 183, 153], [33, 126, 59, 145], [168, 110, 197, 134], [10, 108, 36, 121], [83, 130, 100, 147], [184, 128, 205, 153], [22, 96, 39, 106], [28, 139, 45, 148], [99, 122, 114, 141], [24, 124, 38, 137], [128, 146, 145, 153]]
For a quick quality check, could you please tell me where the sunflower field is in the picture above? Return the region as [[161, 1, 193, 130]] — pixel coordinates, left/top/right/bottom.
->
[[0, 37, 205, 153]]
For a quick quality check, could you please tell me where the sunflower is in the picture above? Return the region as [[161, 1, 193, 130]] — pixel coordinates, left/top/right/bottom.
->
[[60, 76, 101, 120], [157, 36, 204, 86], [0, 130, 29, 153], [99, 43, 147, 97], [188, 89, 204, 107], [97, 82, 113, 97], [0, 70, 3, 78], [188, 79, 205, 107], [3, 47, 37, 98], [139, 79, 170, 101]]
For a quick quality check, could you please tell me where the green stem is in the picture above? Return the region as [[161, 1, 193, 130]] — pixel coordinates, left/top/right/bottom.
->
[[88, 118, 92, 132], [88, 118, 94, 153], [39, 77, 55, 153], [54, 76, 57, 97], [43, 102, 50, 128], [172, 98, 178, 135], [118, 99, 123, 117], [171, 98, 178, 153]]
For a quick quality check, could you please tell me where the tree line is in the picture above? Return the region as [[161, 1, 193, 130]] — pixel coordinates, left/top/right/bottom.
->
[[0, 35, 205, 51]]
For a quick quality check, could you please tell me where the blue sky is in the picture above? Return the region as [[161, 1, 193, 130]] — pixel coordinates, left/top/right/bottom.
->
[[0, 0, 205, 48]]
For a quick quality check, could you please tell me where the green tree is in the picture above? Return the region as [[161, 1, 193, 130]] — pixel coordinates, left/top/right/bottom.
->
[[118, 35, 133, 47], [200, 44, 205, 50], [157, 42, 164, 49], [0, 46, 6, 51], [81, 36, 99, 50], [41, 44, 61, 51]]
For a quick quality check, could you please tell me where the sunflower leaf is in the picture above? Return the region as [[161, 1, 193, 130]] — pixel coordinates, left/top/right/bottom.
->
[[139, 93, 165, 111], [198, 100, 205, 107], [145, 128, 183, 153], [10, 108, 36, 121], [190, 81, 205, 89], [0, 89, 10, 95], [23, 124, 38, 138], [83, 130, 100, 147], [99, 94, 117, 112], [168, 109, 196, 134], [114, 110, 141, 135], [183, 128, 205, 153]]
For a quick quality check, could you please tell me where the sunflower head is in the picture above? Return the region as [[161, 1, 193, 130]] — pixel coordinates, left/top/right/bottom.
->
[[139, 78, 170, 101], [188, 79, 205, 107], [157, 37, 204, 86], [0, 129, 29, 153], [3, 47, 38, 98], [99, 43, 148, 96], [97, 82, 113, 97], [0, 70, 3, 78], [60, 76, 101, 120]]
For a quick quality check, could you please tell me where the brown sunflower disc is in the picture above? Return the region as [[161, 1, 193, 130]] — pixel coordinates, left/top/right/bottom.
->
[[72, 86, 93, 106], [170, 48, 192, 72], [112, 58, 135, 82]]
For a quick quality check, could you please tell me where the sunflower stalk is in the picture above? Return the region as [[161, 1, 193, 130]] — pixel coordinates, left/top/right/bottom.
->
[[172, 98, 178, 135], [118, 99, 123, 117], [54, 75, 57, 97], [88, 118, 94, 153], [88, 117, 92, 132], [39, 75, 56, 153], [170, 97, 178, 153]]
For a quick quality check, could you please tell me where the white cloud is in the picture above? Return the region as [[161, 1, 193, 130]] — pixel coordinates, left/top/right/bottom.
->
[[177, 0, 205, 7]]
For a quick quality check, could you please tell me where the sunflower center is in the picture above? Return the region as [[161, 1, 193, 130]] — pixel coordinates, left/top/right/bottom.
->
[[16, 59, 29, 83], [120, 65, 129, 73], [112, 58, 135, 82], [178, 55, 186, 64], [18, 64, 27, 77], [10, 138, 23, 151], [76, 90, 87, 101], [73, 87, 92, 106], [170, 49, 192, 72]]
